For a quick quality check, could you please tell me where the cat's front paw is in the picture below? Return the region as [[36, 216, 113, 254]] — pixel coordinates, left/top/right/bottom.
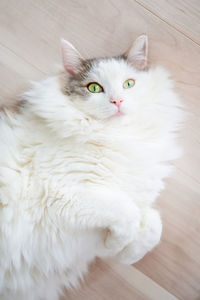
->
[[104, 203, 141, 255], [116, 208, 162, 264]]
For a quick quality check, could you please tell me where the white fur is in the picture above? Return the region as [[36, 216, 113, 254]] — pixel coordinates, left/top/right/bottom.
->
[[0, 58, 184, 300]]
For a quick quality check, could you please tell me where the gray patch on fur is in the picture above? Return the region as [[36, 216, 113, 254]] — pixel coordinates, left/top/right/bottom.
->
[[63, 55, 126, 98], [0, 98, 26, 115], [0, 98, 26, 124], [64, 59, 94, 97]]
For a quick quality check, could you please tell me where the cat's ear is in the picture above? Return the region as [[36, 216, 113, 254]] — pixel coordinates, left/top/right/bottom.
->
[[61, 39, 84, 76], [125, 35, 148, 70]]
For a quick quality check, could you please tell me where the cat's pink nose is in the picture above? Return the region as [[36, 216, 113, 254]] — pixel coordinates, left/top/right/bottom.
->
[[110, 99, 124, 108]]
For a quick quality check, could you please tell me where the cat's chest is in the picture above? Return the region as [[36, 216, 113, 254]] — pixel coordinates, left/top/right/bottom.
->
[[19, 124, 168, 209], [34, 131, 155, 187]]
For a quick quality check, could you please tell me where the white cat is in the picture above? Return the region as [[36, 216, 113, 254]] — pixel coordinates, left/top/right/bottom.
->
[[0, 35, 184, 300]]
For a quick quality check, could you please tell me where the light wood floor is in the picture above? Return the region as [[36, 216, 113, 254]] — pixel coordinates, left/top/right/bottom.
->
[[0, 1, 200, 299]]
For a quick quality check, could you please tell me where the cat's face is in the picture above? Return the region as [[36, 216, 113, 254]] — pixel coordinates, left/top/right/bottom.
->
[[61, 35, 148, 120]]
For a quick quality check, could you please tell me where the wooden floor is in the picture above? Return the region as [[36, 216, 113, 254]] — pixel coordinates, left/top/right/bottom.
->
[[0, 0, 200, 299]]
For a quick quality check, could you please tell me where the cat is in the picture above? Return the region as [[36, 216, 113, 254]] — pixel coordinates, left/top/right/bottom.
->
[[0, 35, 184, 300]]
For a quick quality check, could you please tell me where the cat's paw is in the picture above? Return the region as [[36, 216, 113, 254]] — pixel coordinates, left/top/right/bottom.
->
[[104, 203, 141, 255], [116, 208, 162, 264]]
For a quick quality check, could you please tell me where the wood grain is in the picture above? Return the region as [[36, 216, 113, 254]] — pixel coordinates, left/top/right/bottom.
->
[[0, 44, 42, 105], [0, 0, 200, 299], [62, 259, 178, 300], [135, 0, 200, 44]]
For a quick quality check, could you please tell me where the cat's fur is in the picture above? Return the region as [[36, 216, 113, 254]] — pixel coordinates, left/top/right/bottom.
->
[[0, 35, 184, 300]]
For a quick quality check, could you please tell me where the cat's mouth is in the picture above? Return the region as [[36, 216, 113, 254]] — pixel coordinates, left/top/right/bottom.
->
[[116, 111, 124, 116], [109, 111, 125, 119]]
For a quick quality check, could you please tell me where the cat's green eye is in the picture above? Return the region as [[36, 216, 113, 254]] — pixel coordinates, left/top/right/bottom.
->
[[123, 79, 135, 89], [87, 82, 103, 93]]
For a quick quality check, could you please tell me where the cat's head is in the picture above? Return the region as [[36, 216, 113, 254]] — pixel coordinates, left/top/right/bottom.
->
[[61, 35, 148, 120]]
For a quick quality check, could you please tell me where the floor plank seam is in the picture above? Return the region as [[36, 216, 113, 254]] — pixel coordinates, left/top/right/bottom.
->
[[133, 0, 200, 47], [0, 42, 46, 75], [175, 166, 200, 186]]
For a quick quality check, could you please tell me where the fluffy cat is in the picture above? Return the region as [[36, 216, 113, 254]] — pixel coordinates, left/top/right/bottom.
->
[[0, 35, 184, 300]]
